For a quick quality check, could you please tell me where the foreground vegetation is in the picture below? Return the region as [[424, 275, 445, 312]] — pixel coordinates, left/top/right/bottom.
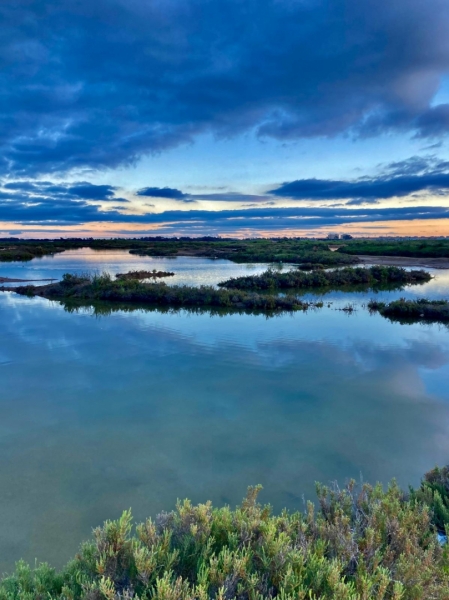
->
[[11, 273, 321, 312], [1, 467, 449, 600], [368, 297, 449, 323], [218, 266, 431, 292]]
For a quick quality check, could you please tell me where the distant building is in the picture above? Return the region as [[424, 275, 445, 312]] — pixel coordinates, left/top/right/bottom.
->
[[341, 234, 353, 240], [327, 233, 340, 240]]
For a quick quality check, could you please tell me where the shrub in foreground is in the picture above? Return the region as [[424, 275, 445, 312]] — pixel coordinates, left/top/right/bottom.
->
[[1, 469, 449, 600]]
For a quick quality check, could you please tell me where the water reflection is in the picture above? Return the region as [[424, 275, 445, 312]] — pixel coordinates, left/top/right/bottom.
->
[[1, 292, 449, 572], [0, 248, 282, 288]]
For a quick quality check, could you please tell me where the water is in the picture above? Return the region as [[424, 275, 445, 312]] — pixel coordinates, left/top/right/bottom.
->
[[1, 250, 449, 572], [0, 248, 282, 287]]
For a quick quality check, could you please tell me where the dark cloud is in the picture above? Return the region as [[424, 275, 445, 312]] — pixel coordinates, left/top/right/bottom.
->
[[269, 163, 449, 201], [66, 183, 117, 200], [1, 180, 128, 202], [0, 198, 448, 230], [136, 187, 188, 200], [1, 0, 449, 176]]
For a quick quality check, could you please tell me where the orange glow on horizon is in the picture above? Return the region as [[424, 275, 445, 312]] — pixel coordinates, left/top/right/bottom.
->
[[1, 219, 448, 239]]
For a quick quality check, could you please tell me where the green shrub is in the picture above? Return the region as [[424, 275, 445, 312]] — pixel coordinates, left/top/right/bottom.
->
[[1, 471, 449, 600], [368, 298, 449, 323], [218, 266, 431, 292], [12, 272, 321, 313]]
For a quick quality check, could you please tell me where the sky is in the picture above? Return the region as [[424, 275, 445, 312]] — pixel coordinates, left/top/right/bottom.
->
[[2, 0, 449, 238]]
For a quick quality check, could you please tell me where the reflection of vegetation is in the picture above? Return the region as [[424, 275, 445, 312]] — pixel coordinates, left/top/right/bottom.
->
[[2, 467, 449, 599], [61, 299, 319, 318], [116, 270, 174, 280], [13, 272, 322, 312], [339, 239, 449, 257], [368, 297, 449, 323], [219, 266, 432, 291]]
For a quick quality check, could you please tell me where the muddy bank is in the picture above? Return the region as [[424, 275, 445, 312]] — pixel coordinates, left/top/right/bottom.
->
[[357, 255, 449, 269]]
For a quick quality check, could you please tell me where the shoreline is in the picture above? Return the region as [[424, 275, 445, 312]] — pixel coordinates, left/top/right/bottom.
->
[[356, 255, 449, 269]]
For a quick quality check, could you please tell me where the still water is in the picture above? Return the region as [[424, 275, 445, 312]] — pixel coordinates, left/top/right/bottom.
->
[[1, 249, 449, 572]]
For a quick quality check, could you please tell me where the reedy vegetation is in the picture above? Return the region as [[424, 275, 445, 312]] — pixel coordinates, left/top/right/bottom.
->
[[368, 298, 449, 323], [0, 244, 64, 262], [218, 266, 431, 292], [0, 239, 358, 266], [14, 273, 319, 312], [3, 238, 449, 265], [1, 468, 449, 600], [338, 240, 449, 258]]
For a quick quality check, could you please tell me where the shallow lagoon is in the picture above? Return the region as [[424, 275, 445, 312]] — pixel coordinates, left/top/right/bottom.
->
[[1, 250, 449, 572]]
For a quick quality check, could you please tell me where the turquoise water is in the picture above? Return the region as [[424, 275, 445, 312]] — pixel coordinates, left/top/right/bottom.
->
[[1, 250, 449, 572]]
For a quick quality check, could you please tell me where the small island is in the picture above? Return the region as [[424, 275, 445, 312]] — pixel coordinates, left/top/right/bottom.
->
[[7, 272, 322, 312], [368, 297, 449, 323], [218, 265, 432, 291]]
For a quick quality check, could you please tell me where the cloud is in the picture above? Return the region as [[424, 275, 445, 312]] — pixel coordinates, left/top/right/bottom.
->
[[192, 193, 271, 202], [1, 180, 128, 203], [1, 0, 449, 176], [136, 187, 188, 200], [0, 197, 448, 230], [65, 183, 117, 200], [269, 161, 449, 201], [136, 188, 272, 203]]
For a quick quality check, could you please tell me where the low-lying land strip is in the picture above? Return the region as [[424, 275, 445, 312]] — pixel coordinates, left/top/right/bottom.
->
[[0, 465, 448, 599], [3, 238, 449, 269], [7, 272, 321, 312], [369, 297, 449, 323], [356, 255, 449, 269], [0, 244, 65, 262], [337, 238, 449, 258], [218, 265, 431, 291], [0, 238, 359, 266]]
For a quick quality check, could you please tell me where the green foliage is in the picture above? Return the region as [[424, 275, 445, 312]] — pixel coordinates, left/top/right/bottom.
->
[[411, 466, 449, 532], [3, 238, 449, 265], [13, 272, 322, 313], [339, 239, 449, 258], [0, 239, 359, 266], [368, 298, 449, 324], [2, 472, 449, 600], [218, 266, 431, 292], [0, 244, 65, 262]]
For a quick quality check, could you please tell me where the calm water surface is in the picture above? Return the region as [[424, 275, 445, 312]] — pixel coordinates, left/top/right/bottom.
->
[[1, 250, 449, 572]]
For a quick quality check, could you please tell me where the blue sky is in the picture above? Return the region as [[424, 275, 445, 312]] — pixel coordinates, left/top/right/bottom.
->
[[1, 0, 449, 237]]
